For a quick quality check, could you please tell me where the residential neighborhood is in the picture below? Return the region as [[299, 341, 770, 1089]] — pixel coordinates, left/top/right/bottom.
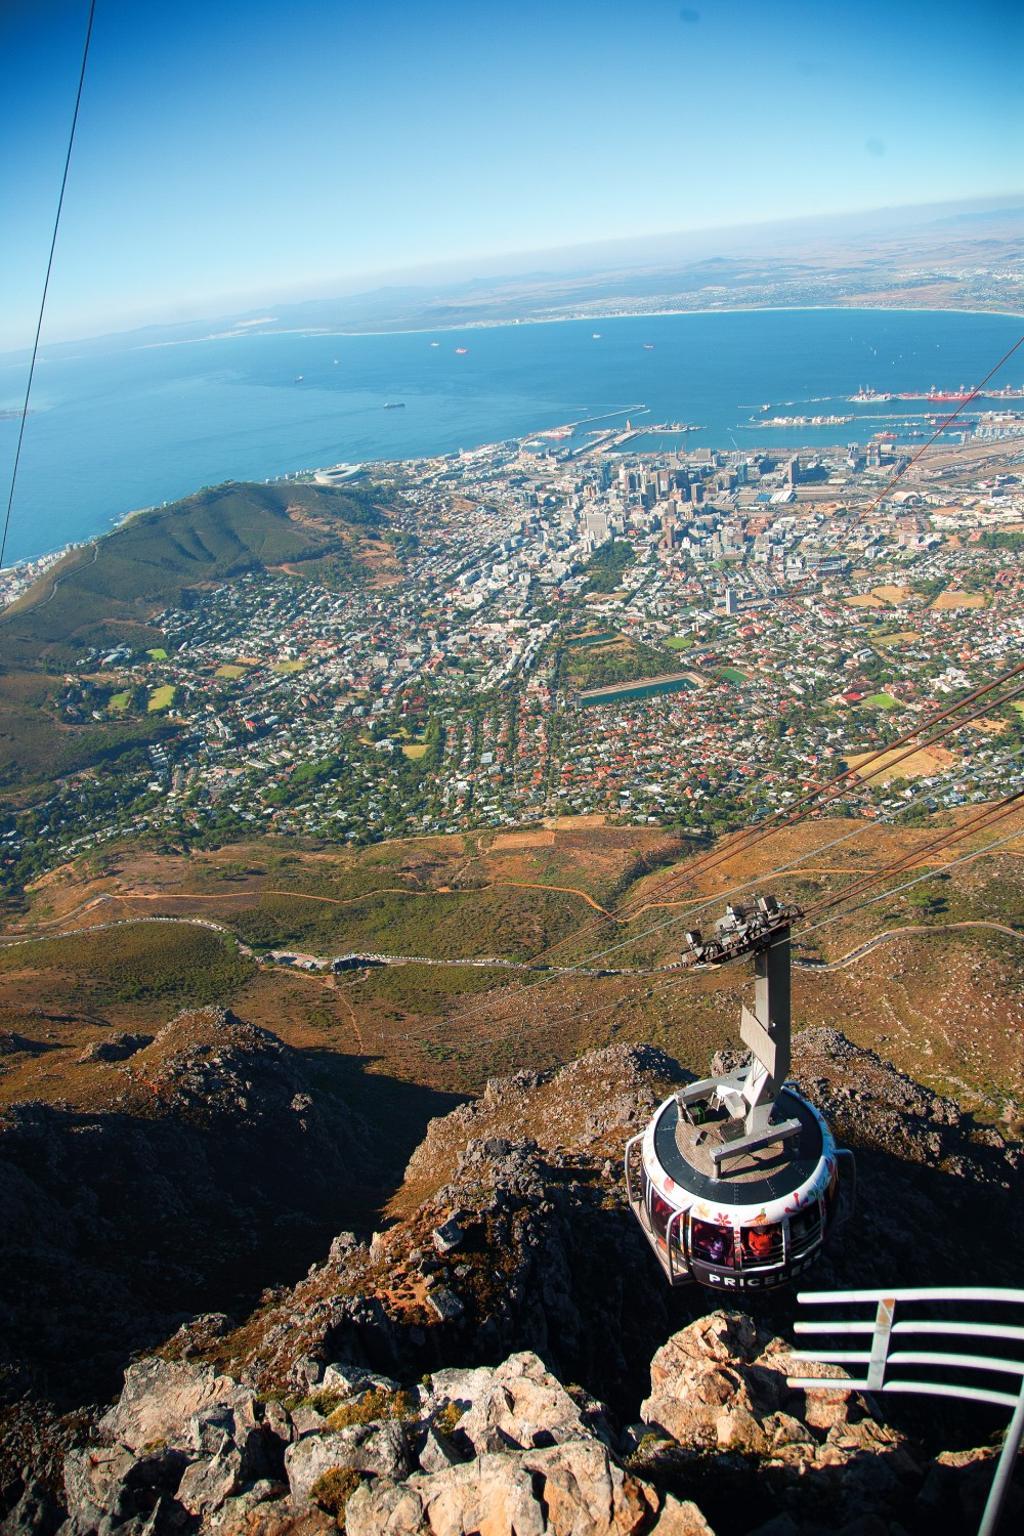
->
[[5, 421, 1023, 886]]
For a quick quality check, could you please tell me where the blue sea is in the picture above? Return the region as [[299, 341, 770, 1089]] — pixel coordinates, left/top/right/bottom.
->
[[1, 306, 1021, 566]]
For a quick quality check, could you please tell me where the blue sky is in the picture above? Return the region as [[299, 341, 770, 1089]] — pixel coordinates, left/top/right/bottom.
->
[[2, 0, 1022, 349]]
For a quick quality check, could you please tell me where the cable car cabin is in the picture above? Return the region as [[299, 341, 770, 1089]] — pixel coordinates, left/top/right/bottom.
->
[[625, 1083, 846, 1289], [624, 895, 854, 1290]]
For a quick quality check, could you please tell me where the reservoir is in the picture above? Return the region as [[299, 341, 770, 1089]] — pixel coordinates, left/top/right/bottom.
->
[[579, 671, 697, 707]]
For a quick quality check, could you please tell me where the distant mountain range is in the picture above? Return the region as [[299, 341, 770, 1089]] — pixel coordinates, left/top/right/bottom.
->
[[8, 195, 1021, 364]]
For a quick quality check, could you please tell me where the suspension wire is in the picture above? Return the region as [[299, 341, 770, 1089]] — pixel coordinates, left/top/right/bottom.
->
[[531, 668, 1024, 966], [456, 740, 1023, 1040], [1, 0, 97, 572], [524, 324, 1024, 966], [449, 776, 1024, 1055], [452, 744, 1022, 1035], [581, 807, 1024, 1037], [797, 822, 1024, 946], [859, 332, 1024, 518], [800, 787, 1024, 919], [608, 676, 1024, 924]]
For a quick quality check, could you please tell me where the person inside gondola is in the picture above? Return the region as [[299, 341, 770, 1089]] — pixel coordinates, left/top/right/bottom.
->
[[691, 1219, 731, 1265], [742, 1224, 776, 1264]]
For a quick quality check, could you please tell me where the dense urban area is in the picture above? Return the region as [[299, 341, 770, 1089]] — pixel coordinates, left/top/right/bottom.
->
[[3, 405, 1024, 894]]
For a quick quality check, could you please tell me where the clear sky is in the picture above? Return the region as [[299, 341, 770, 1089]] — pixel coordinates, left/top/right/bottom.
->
[[2, 0, 1022, 350]]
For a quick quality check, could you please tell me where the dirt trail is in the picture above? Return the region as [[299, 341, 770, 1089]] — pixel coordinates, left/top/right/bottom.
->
[[797, 919, 1024, 972], [6, 876, 612, 935]]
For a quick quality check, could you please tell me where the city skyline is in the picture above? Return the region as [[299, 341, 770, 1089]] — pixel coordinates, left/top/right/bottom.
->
[[2, 0, 1023, 350]]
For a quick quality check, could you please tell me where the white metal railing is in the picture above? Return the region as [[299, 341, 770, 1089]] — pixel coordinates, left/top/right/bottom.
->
[[787, 1287, 1024, 1536]]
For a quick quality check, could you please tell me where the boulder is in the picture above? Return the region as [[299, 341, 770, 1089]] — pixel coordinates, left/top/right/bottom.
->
[[345, 1440, 659, 1536], [642, 1312, 786, 1452], [457, 1351, 587, 1454], [416, 1425, 465, 1475], [100, 1358, 255, 1454], [649, 1495, 716, 1535], [78, 1033, 153, 1064], [1, 1476, 64, 1536], [320, 1361, 401, 1397], [175, 1445, 243, 1517], [63, 1444, 188, 1530], [284, 1419, 412, 1502], [426, 1365, 497, 1412]]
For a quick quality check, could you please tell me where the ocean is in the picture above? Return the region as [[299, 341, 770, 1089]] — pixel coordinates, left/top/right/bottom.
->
[[1, 306, 1021, 567]]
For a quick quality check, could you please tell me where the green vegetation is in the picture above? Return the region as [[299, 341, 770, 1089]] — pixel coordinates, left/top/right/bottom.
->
[[229, 882, 578, 962], [979, 530, 1024, 552], [566, 636, 675, 691], [215, 664, 247, 679], [0, 480, 388, 672], [108, 691, 131, 713], [717, 666, 748, 685], [271, 659, 305, 674], [864, 692, 899, 709], [0, 923, 255, 1009], [0, 479, 394, 800], [434, 1400, 466, 1435], [147, 685, 177, 712], [326, 1387, 416, 1430], [665, 635, 694, 651], [582, 539, 634, 593], [0, 672, 169, 792], [309, 1466, 365, 1521]]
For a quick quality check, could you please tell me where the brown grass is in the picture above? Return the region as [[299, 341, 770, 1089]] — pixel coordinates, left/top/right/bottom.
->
[[3, 813, 1022, 1117]]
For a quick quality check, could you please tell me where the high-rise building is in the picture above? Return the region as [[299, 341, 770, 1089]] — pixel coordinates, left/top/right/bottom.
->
[[786, 455, 801, 487]]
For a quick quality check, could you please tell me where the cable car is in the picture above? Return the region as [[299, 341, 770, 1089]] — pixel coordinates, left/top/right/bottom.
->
[[625, 895, 855, 1290]]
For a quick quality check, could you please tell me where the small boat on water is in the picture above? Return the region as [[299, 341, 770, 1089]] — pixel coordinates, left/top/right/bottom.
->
[[294, 375, 304, 382], [642, 343, 655, 351], [455, 347, 468, 355], [592, 332, 602, 339], [384, 401, 405, 409], [430, 341, 440, 348]]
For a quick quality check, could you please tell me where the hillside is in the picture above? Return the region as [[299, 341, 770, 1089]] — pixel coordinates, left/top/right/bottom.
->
[[2, 814, 1021, 1116], [0, 480, 393, 792], [3, 1036, 1020, 1534], [1, 815, 1021, 1524]]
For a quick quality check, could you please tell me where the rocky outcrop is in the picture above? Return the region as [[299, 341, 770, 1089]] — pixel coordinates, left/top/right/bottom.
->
[[3, 1032, 1022, 1531], [30, 1314, 1015, 1535], [182, 1032, 1020, 1425], [0, 1009, 367, 1419], [77, 1033, 153, 1065]]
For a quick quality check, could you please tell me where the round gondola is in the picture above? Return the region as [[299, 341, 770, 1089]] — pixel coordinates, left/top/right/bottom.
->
[[625, 895, 855, 1290]]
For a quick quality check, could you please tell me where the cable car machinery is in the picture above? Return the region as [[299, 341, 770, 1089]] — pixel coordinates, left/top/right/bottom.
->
[[625, 894, 855, 1290]]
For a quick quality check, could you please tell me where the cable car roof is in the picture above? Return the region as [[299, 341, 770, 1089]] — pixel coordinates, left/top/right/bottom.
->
[[651, 1089, 826, 1205]]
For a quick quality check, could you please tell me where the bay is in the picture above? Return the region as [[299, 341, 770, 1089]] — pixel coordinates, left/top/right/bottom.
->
[[0, 306, 1021, 566]]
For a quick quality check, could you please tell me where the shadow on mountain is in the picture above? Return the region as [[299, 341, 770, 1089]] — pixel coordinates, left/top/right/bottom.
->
[[0, 1015, 462, 1415]]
